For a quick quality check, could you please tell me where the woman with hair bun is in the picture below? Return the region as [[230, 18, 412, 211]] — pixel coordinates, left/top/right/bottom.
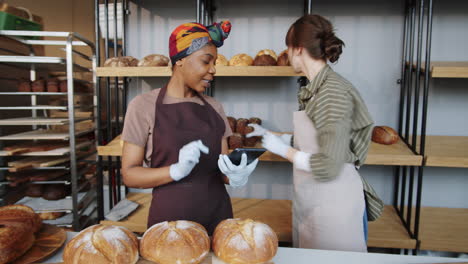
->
[[247, 14, 376, 252]]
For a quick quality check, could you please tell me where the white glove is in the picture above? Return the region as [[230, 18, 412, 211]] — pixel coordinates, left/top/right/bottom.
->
[[262, 132, 291, 158], [246, 124, 268, 138], [170, 140, 209, 181], [279, 133, 293, 146], [218, 153, 259, 188], [293, 151, 312, 172]]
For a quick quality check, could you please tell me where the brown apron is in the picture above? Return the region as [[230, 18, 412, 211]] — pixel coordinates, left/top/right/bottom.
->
[[148, 85, 233, 235]]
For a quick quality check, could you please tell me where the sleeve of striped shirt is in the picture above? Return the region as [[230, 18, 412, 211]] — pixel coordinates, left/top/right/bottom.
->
[[305, 86, 353, 182]]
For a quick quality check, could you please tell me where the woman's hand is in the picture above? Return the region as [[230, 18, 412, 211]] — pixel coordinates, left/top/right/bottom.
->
[[170, 140, 209, 181], [218, 153, 258, 188]]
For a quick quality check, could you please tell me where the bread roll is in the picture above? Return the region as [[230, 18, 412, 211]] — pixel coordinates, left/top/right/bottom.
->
[[228, 133, 244, 149], [249, 117, 262, 125], [227, 116, 237, 133], [26, 184, 44, 197], [236, 118, 250, 135], [229, 54, 253, 66], [42, 184, 70, 201], [32, 79, 45, 92], [277, 50, 290, 66], [47, 78, 60, 92], [372, 126, 399, 145], [140, 221, 210, 264], [63, 224, 139, 264], [253, 55, 277, 66], [38, 211, 65, 220], [256, 49, 278, 60], [137, 54, 169, 67], [212, 218, 278, 264], [17, 79, 31, 92], [216, 54, 229, 66]]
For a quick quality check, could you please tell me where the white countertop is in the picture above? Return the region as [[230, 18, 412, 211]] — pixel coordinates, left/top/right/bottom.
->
[[42, 232, 468, 264]]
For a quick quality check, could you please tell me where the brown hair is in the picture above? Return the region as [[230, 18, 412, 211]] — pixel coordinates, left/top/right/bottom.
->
[[286, 14, 344, 63]]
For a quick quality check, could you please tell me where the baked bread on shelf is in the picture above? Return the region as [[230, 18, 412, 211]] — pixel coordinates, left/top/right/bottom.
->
[[212, 218, 278, 264], [137, 54, 170, 67], [63, 224, 139, 264], [372, 126, 399, 145], [103, 56, 139, 67], [277, 50, 290, 66], [140, 220, 210, 264], [216, 54, 229, 66], [256, 49, 278, 60], [229, 53, 254, 66], [0, 204, 42, 264]]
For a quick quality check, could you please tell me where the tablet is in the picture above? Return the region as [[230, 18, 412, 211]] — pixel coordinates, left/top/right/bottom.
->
[[228, 148, 266, 165]]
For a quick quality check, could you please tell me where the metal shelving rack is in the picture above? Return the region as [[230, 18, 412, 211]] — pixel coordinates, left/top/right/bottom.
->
[[0, 30, 101, 231]]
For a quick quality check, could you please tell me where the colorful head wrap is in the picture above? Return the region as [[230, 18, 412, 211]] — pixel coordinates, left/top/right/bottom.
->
[[169, 21, 231, 65]]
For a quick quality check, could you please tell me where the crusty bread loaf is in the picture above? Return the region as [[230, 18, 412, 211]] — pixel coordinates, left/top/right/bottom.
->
[[140, 221, 210, 264], [63, 224, 139, 264], [277, 50, 290, 66], [372, 126, 399, 145], [253, 55, 277, 66], [0, 204, 41, 263], [228, 133, 244, 149], [227, 116, 237, 133], [256, 49, 278, 60], [236, 118, 250, 135], [229, 54, 253, 66], [216, 54, 229, 66], [212, 218, 278, 264], [137, 54, 169, 67], [104, 56, 139, 67]]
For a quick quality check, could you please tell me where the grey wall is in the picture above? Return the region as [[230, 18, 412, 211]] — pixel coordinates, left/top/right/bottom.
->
[[125, 0, 467, 207]]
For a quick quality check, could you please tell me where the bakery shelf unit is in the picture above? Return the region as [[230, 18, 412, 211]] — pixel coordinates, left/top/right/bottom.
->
[[94, 0, 429, 252], [398, 0, 468, 254], [0, 30, 102, 231]]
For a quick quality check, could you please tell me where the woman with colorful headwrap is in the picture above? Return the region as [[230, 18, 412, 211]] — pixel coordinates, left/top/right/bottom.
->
[[121, 21, 258, 235]]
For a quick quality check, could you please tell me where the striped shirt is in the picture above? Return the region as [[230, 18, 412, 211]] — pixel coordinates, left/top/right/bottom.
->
[[297, 64, 374, 182]]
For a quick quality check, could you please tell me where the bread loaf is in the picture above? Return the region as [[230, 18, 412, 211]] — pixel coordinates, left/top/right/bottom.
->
[[212, 218, 278, 264], [256, 49, 278, 60], [216, 54, 229, 66], [32, 79, 46, 92], [228, 133, 244, 149], [17, 79, 31, 92], [0, 205, 42, 263], [137, 54, 169, 67], [229, 54, 253, 66], [140, 221, 210, 264], [236, 118, 250, 135], [42, 184, 70, 201], [253, 55, 277, 66], [104, 56, 139, 67], [26, 184, 44, 197], [47, 78, 60, 92], [227, 116, 237, 133], [372, 126, 399, 145], [277, 50, 290, 66], [38, 211, 65, 220], [249, 117, 262, 125], [63, 224, 139, 264]]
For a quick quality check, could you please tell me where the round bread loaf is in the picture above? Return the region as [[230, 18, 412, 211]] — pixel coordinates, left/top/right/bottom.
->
[[140, 221, 210, 264], [216, 54, 229, 66], [26, 184, 44, 197], [236, 118, 250, 135], [104, 56, 139, 67], [372, 126, 399, 145], [227, 116, 237, 133], [63, 224, 139, 264], [228, 133, 244, 149], [256, 49, 278, 60], [249, 117, 262, 125], [137, 54, 169, 67], [277, 50, 290, 66], [212, 218, 278, 264], [0, 204, 42, 263], [253, 55, 277, 66], [229, 54, 253, 66]]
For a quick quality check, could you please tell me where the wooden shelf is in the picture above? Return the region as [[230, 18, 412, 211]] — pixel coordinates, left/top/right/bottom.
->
[[424, 136, 468, 168], [0, 141, 92, 157], [418, 207, 468, 253], [0, 117, 88, 126], [420, 61, 468, 78], [96, 66, 304, 77], [98, 134, 422, 166], [368, 206, 417, 249], [0, 128, 94, 141], [100, 193, 416, 250]]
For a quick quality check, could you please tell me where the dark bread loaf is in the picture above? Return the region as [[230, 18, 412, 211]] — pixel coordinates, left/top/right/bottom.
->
[[372, 126, 399, 145]]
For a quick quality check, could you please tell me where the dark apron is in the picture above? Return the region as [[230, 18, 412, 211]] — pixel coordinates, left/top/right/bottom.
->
[[148, 85, 233, 235]]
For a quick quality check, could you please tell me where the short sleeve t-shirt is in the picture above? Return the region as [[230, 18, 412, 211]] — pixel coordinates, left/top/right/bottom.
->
[[122, 88, 233, 166]]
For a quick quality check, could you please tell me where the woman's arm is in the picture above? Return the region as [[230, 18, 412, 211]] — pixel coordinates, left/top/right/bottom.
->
[[121, 141, 173, 189], [220, 137, 230, 184]]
